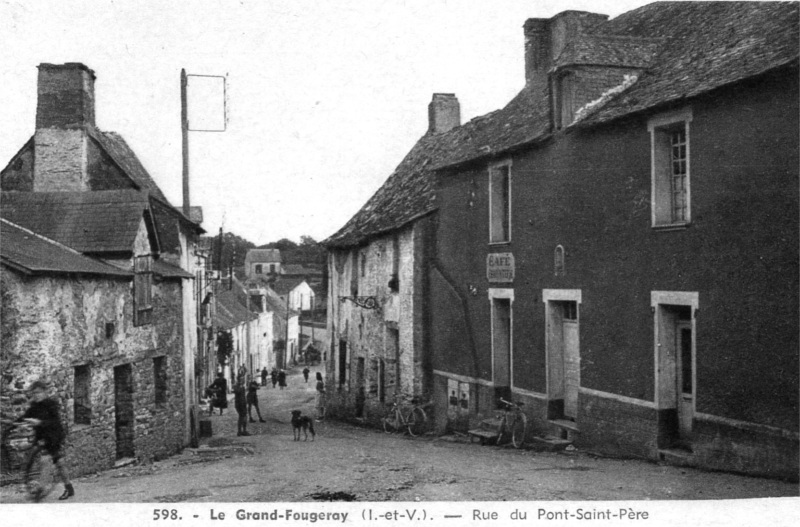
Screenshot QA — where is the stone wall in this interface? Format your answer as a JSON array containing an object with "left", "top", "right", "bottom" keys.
[
  {"left": 326, "top": 223, "right": 430, "bottom": 425},
  {"left": 0, "top": 267, "right": 187, "bottom": 477}
]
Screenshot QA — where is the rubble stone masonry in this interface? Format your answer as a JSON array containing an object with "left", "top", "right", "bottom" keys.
[{"left": 0, "top": 268, "right": 186, "bottom": 477}]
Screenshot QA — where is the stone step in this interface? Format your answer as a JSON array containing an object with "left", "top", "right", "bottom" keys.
[{"left": 532, "top": 435, "right": 573, "bottom": 452}]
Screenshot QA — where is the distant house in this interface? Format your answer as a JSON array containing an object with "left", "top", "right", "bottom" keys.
[
  {"left": 261, "top": 287, "right": 300, "bottom": 368},
  {"left": 0, "top": 63, "right": 203, "bottom": 476},
  {"left": 272, "top": 277, "right": 315, "bottom": 311},
  {"left": 244, "top": 248, "right": 281, "bottom": 278}
]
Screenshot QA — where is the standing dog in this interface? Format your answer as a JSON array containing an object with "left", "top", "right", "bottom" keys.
[{"left": 291, "top": 410, "right": 316, "bottom": 441}]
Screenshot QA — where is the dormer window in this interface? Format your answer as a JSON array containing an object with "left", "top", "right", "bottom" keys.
[{"left": 556, "top": 72, "right": 577, "bottom": 129}]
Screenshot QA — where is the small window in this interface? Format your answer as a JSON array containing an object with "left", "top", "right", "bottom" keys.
[
  {"left": 649, "top": 109, "right": 692, "bottom": 228},
  {"left": 105, "top": 321, "right": 115, "bottom": 339},
  {"left": 74, "top": 365, "right": 91, "bottom": 425},
  {"left": 563, "top": 301, "right": 578, "bottom": 321},
  {"left": 558, "top": 73, "right": 576, "bottom": 128},
  {"left": 154, "top": 356, "right": 167, "bottom": 404},
  {"left": 360, "top": 251, "right": 366, "bottom": 277},
  {"left": 270, "top": 264, "right": 276, "bottom": 274},
  {"left": 134, "top": 255, "right": 153, "bottom": 326},
  {"left": 554, "top": 245, "right": 565, "bottom": 277},
  {"left": 255, "top": 264, "right": 263, "bottom": 274},
  {"left": 489, "top": 163, "right": 511, "bottom": 243}
]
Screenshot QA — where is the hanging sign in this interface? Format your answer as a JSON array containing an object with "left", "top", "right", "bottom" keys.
[{"left": 487, "top": 252, "right": 515, "bottom": 282}]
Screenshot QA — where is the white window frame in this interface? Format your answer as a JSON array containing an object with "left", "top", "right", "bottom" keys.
[
  {"left": 651, "top": 291, "right": 698, "bottom": 410},
  {"left": 648, "top": 108, "right": 693, "bottom": 229},
  {"left": 488, "top": 159, "right": 513, "bottom": 244}
]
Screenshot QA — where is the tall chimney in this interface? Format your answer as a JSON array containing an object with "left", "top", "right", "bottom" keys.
[
  {"left": 33, "top": 63, "right": 96, "bottom": 191},
  {"left": 428, "top": 93, "right": 460, "bottom": 134},
  {"left": 524, "top": 18, "right": 550, "bottom": 87}
]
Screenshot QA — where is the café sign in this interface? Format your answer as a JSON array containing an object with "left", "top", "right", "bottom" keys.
[{"left": 487, "top": 252, "right": 515, "bottom": 283}]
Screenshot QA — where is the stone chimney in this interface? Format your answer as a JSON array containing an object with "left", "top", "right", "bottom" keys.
[
  {"left": 523, "top": 11, "right": 608, "bottom": 88},
  {"left": 428, "top": 93, "right": 460, "bottom": 134},
  {"left": 33, "top": 63, "right": 96, "bottom": 191}
]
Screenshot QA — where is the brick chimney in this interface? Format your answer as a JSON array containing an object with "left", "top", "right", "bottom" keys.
[
  {"left": 523, "top": 11, "right": 608, "bottom": 88},
  {"left": 428, "top": 93, "right": 460, "bottom": 134},
  {"left": 33, "top": 63, "right": 96, "bottom": 191}
]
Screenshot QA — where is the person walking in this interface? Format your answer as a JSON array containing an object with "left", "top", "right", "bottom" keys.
[
  {"left": 302, "top": 366, "right": 310, "bottom": 383},
  {"left": 277, "top": 369, "right": 287, "bottom": 390},
  {"left": 207, "top": 372, "right": 228, "bottom": 415},
  {"left": 20, "top": 380, "right": 74, "bottom": 500},
  {"left": 260, "top": 367, "right": 268, "bottom": 387},
  {"left": 315, "top": 372, "right": 326, "bottom": 422},
  {"left": 271, "top": 368, "right": 278, "bottom": 389},
  {"left": 247, "top": 380, "right": 266, "bottom": 423},
  {"left": 233, "top": 377, "right": 250, "bottom": 436}
]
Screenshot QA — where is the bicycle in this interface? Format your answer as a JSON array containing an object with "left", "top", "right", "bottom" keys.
[
  {"left": 382, "top": 394, "right": 428, "bottom": 437},
  {"left": 1, "top": 418, "right": 57, "bottom": 502},
  {"left": 496, "top": 398, "right": 528, "bottom": 449}
]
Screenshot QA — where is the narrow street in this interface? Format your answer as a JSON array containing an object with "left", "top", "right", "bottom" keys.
[{"left": 1, "top": 368, "right": 796, "bottom": 504}]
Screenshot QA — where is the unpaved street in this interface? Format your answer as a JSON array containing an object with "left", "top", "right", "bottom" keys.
[{"left": 1, "top": 367, "right": 796, "bottom": 503}]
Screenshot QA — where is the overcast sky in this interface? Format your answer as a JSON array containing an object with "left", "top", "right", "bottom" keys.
[{"left": 1, "top": 0, "right": 655, "bottom": 245}]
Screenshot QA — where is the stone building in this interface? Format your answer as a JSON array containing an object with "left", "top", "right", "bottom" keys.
[
  {"left": 0, "top": 63, "right": 203, "bottom": 476},
  {"left": 428, "top": 3, "right": 798, "bottom": 480},
  {"left": 322, "top": 93, "right": 461, "bottom": 422},
  {"left": 244, "top": 248, "right": 281, "bottom": 278}
]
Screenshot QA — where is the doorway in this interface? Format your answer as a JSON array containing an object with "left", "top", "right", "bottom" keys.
[
  {"left": 655, "top": 301, "right": 695, "bottom": 449},
  {"left": 355, "top": 357, "right": 366, "bottom": 417},
  {"left": 114, "top": 364, "right": 135, "bottom": 459},
  {"left": 546, "top": 299, "right": 580, "bottom": 421},
  {"left": 338, "top": 339, "right": 348, "bottom": 386}
]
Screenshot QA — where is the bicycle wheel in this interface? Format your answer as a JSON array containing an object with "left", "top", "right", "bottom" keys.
[
  {"left": 406, "top": 407, "right": 427, "bottom": 437},
  {"left": 24, "top": 448, "right": 56, "bottom": 502},
  {"left": 511, "top": 412, "right": 528, "bottom": 449},
  {"left": 382, "top": 410, "right": 398, "bottom": 433}
]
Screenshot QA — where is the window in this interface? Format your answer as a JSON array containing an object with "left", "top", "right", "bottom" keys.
[
  {"left": 557, "top": 73, "right": 576, "bottom": 128},
  {"left": 554, "top": 245, "right": 565, "bottom": 277},
  {"left": 134, "top": 255, "right": 153, "bottom": 326},
  {"left": 489, "top": 162, "right": 512, "bottom": 243},
  {"left": 270, "top": 264, "right": 275, "bottom": 274},
  {"left": 154, "top": 356, "right": 167, "bottom": 405},
  {"left": 74, "top": 365, "right": 91, "bottom": 425},
  {"left": 105, "top": 321, "right": 115, "bottom": 339},
  {"left": 255, "top": 264, "right": 263, "bottom": 274},
  {"left": 649, "top": 109, "right": 692, "bottom": 228}
]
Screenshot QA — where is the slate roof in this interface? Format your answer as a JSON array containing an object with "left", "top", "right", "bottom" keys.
[
  {"left": 89, "top": 129, "right": 171, "bottom": 204},
  {"left": 436, "top": 1, "right": 798, "bottom": 166},
  {"left": 245, "top": 249, "right": 281, "bottom": 264},
  {"left": 271, "top": 277, "right": 307, "bottom": 296},
  {"left": 1, "top": 190, "right": 156, "bottom": 254},
  {"left": 575, "top": 1, "right": 799, "bottom": 125},
  {"left": 322, "top": 123, "right": 474, "bottom": 248},
  {"left": 153, "top": 259, "right": 194, "bottom": 279},
  {"left": 0, "top": 219, "right": 132, "bottom": 277},
  {"left": 214, "top": 289, "right": 258, "bottom": 330}
]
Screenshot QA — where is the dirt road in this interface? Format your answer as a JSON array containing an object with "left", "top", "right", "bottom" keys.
[{"left": 1, "top": 367, "right": 796, "bottom": 503}]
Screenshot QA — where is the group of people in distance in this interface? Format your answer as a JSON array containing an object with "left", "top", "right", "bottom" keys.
[{"left": 205, "top": 365, "right": 326, "bottom": 437}]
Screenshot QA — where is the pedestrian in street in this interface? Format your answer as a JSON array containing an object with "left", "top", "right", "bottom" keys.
[
  {"left": 19, "top": 380, "right": 74, "bottom": 500},
  {"left": 261, "top": 367, "right": 268, "bottom": 387},
  {"left": 302, "top": 366, "right": 310, "bottom": 383},
  {"left": 237, "top": 364, "right": 247, "bottom": 382},
  {"left": 271, "top": 368, "right": 278, "bottom": 388},
  {"left": 247, "top": 380, "right": 266, "bottom": 423},
  {"left": 315, "top": 372, "right": 326, "bottom": 422},
  {"left": 208, "top": 372, "right": 228, "bottom": 415},
  {"left": 234, "top": 377, "right": 250, "bottom": 436},
  {"left": 278, "top": 369, "right": 287, "bottom": 390}
]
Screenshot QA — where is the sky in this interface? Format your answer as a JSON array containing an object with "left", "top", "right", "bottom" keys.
[{"left": 0, "top": 0, "right": 656, "bottom": 245}]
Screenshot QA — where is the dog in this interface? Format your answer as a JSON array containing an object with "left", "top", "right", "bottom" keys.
[{"left": 291, "top": 410, "right": 316, "bottom": 441}]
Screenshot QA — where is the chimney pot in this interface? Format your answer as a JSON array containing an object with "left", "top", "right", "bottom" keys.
[{"left": 428, "top": 93, "right": 461, "bottom": 134}]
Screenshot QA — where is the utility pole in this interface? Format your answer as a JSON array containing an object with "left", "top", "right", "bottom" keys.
[{"left": 181, "top": 69, "right": 190, "bottom": 216}]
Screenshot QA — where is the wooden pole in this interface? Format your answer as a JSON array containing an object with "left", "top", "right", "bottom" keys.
[{"left": 181, "top": 69, "right": 190, "bottom": 216}]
